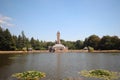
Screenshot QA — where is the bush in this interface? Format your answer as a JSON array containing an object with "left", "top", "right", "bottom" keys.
[
  {"left": 22, "top": 47, "right": 27, "bottom": 51},
  {"left": 88, "top": 46, "right": 94, "bottom": 52}
]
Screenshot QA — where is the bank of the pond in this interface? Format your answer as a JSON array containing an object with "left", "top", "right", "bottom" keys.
[
  {"left": 0, "top": 50, "right": 120, "bottom": 54},
  {"left": 68, "top": 50, "right": 120, "bottom": 53},
  {"left": 93, "top": 50, "right": 120, "bottom": 53},
  {"left": 0, "top": 50, "right": 49, "bottom": 54}
]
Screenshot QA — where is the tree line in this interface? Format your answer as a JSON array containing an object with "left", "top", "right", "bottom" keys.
[{"left": 0, "top": 27, "right": 120, "bottom": 51}]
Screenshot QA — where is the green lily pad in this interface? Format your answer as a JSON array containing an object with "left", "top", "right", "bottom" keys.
[
  {"left": 12, "top": 70, "right": 46, "bottom": 80},
  {"left": 79, "top": 69, "right": 120, "bottom": 80}
]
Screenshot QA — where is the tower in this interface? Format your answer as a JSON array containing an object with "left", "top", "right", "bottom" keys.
[
  {"left": 49, "top": 31, "right": 68, "bottom": 52},
  {"left": 57, "top": 31, "right": 60, "bottom": 44}
]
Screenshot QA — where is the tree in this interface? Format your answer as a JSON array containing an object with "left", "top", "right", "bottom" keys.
[
  {"left": 21, "top": 31, "right": 27, "bottom": 48},
  {"left": 16, "top": 31, "right": 29, "bottom": 50},
  {"left": 25, "top": 38, "right": 31, "bottom": 50},
  {"left": 30, "top": 38, "right": 42, "bottom": 50},
  {"left": 111, "top": 36, "right": 120, "bottom": 50},
  {"left": 60, "top": 39, "right": 66, "bottom": 46},
  {"left": 83, "top": 38, "right": 88, "bottom": 47},
  {"left": 34, "top": 39, "right": 41, "bottom": 50},
  {"left": 39, "top": 41, "right": 48, "bottom": 50},
  {"left": 3, "top": 29, "right": 16, "bottom": 50},
  {"left": 100, "top": 36, "right": 120, "bottom": 50},
  {"left": 118, "top": 39, "right": 120, "bottom": 50},
  {"left": 87, "top": 35, "right": 100, "bottom": 50},
  {"left": 1, "top": 26, "right": 120, "bottom": 51},
  {"left": 75, "top": 40, "right": 83, "bottom": 49},
  {"left": 65, "top": 41, "right": 76, "bottom": 50},
  {"left": 0, "top": 27, "right": 5, "bottom": 50},
  {"left": 17, "top": 35, "right": 23, "bottom": 50},
  {"left": 30, "top": 37, "right": 36, "bottom": 49},
  {"left": 12, "top": 35, "right": 18, "bottom": 50},
  {"left": 99, "top": 36, "right": 112, "bottom": 50}
]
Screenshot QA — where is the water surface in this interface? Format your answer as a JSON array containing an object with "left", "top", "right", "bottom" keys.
[{"left": 0, "top": 52, "right": 120, "bottom": 80}]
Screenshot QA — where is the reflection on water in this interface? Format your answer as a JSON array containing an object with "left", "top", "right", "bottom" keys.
[
  {"left": 0, "top": 54, "right": 18, "bottom": 67},
  {"left": 56, "top": 54, "right": 61, "bottom": 80},
  {"left": 0, "top": 53, "right": 120, "bottom": 80}
]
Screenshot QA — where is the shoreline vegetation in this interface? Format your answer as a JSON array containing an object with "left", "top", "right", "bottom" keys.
[
  {"left": 0, "top": 50, "right": 120, "bottom": 54},
  {"left": 0, "top": 27, "right": 120, "bottom": 52},
  {"left": 80, "top": 69, "right": 120, "bottom": 80}
]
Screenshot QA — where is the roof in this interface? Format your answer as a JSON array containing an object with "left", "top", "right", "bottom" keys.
[{"left": 53, "top": 44, "right": 65, "bottom": 48}]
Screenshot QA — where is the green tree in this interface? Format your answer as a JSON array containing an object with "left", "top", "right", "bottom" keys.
[
  {"left": 39, "top": 41, "right": 47, "bottom": 50},
  {"left": 99, "top": 36, "right": 112, "bottom": 50},
  {"left": 12, "top": 35, "right": 18, "bottom": 50},
  {"left": 65, "top": 41, "right": 75, "bottom": 50},
  {"left": 118, "top": 39, "right": 120, "bottom": 50},
  {"left": 17, "top": 35, "right": 23, "bottom": 50},
  {"left": 3, "top": 29, "right": 16, "bottom": 50},
  {"left": 0, "top": 27, "right": 5, "bottom": 50},
  {"left": 30, "top": 37, "right": 36, "bottom": 49},
  {"left": 21, "top": 31, "right": 27, "bottom": 48},
  {"left": 100, "top": 36, "right": 120, "bottom": 50},
  {"left": 83, "top": 38, "right": 88, "bottom": 48},
  {"left": 30, "top": 38, "right": 43, "bottom": 50},
  {"left": 25, "top": 38, "right": 31, "bottom": 50},
  {"left": 34, "top": 39, "right": 41, "bottom": 50},
  {"left": 16, "top": 31, "right": 29, "bottom": 50},
  {"left": 60, "top": 39, "right": 66, "bottom": 46},
  {"left": 87, "top": 35, "right": 100, "bottom": 50},
  {"left": 111, "top": 36, "right": 120, "bottom": 50},
  {"left": 75, "top": 40, "right": 83, "bottom": 49}
]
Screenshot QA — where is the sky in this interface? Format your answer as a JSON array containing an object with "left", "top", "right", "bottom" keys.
[{"left": 0, "top": 0, "right": 120, "bottom": 41}]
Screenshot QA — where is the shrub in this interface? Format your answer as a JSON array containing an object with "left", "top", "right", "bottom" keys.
[{"left": 88, "top": 46, "right": 94, "bottom": 52}]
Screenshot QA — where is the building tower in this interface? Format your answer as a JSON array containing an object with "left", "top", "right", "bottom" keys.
[
  {"left": 48, "top": 31, "right": 68, "bottom": 52},
  {"left": 57, "top": 31, "right": 61, "bottom": 44}
]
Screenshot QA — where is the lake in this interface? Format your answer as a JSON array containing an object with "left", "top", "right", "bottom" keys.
[{"left": 0, "top": 52, "right": 120, "bottom": 80}]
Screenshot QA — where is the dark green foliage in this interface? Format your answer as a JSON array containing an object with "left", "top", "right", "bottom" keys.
[
  {"left": 99, "top": 36, "right": 112, "bottom": 50},
  {"left": 75, "top": 40, "right": 84, "bottom": 49},
  {"left": 63, "top": 41, "right": 76, "bottom": 50},
  {"left": 30, "top": 37, "right": 36, "bottom": 49},
  {"left": 30, "top": 38, "right": 45, "bottom": 50},
  {"left": 12, "top": 35, "right": 18, "bottom": 50},
  {"left": 33, "top": 40, "right": 41, "bottom": 50},
  {"left": 83, "top": 35, "right": 120, "bottom": 50},
  {"left": 16, "top": 35, "right": 23, "bottom": 50},
  {"left": 0, "top": 26, "right": 120, "bottom": 51},
  {"left": 111, "top": 36, "right": 120, "bottom": 50},
  {"left": 0, "top": 27, "right": 5, "bottom": 50},
  {"left": 86, "top": 35, "right": 100, "bottom": 50},
  {"left": 0, "top": 27, "right": 16, "bottom": 50},
  {"left": 83, "top": 38, "right": 88, "bottom": 47},
  {"left": 30, "top": 38, "right": 53, "bottom": 50},
  {"left": 99, "top": 36, "right": 120, "bottom": 50},
  {"left": 61, "top": 39, "right": 83, "bottom": 50},
  {"left": 16, "top": 31, "right": 31, "bottom": 50}
]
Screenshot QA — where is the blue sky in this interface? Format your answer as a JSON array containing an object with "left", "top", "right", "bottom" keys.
[{"left": 0, "top": 0, "right": 120, "bottom": 41}]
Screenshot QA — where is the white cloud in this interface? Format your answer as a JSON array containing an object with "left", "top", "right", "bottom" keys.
[{"left": 0, "top": 14, "right": 15, "bottom": 27}]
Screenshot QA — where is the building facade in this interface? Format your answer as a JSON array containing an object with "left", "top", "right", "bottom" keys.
[{"left": 49, "top": 31, "right": 68, "bottom": 52}]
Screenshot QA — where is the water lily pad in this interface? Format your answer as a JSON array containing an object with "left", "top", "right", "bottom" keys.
[
  {"left": 79, "top": 69, "right": 120, "bottom": 80},
  {"left": 12, "top": 70, "right": 46, "bottom": 80}
]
